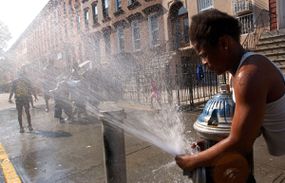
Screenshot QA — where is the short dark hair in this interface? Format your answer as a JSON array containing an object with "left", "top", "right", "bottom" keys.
[{"left": 189, "top": 9, "right": 241, "bottom": 48}]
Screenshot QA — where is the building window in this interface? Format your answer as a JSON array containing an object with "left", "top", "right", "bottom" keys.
[
  {"left": 117, "top": 25, "right": 124, "bottom": 52},
  {"left": 104, "top": 31, "right": 111, "bottom": 54},
  {"left": 74, "top": 0, "right": 80, "bottom": 9},
  {"left": 92, "top": 3, "right": 98, "bottom": 24},
  {"left": 76, "top": 12, "right": 81, "bottom": 31},
  {"left": 84, "top": 9, "right": 89, "bottom": 28},
  {"left": 148, "top": 14, "right": 159, "bottom": 47},
  {"left": 69, "top": 0, "right": 74, "bottom": 28},
  {"left": 102, "top": 0, "right": 109, "bottom": 18},
  {"left": 115, "top": 0, "right": 122, "bottom": 11},
  {"left": 55, "top": 9, "right": 59, "bottom": 24},
  {"left": 197, "top": 0, "right": 213, "bottom": 12},
  {"left": 68, "top": 0, "right": 73, "bottom": 14},
  {"left": 94, "top": 37, "right": 101, "bottom": 62},
  {"left": 128, "top": 0, "right": 136, "bottom": 5},
  {"left": 63, "top": 1, "right": 67, "bottom": 16},
  {"left": 127, "top": 0, "right": 140, "bottom": 10},
  {"left": 131, "top": 20, "right": 141, "bottom": 51},
  {"left": 183, "top": 16, "right": 189, "bottom": 43},
  {"left": 63, "top": 1, "right": 68, "bottom": 38},
  {"left": 172, "top": 6, "right": 189, "bottom": 48}
]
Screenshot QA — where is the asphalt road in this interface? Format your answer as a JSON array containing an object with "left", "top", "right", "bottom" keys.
[
  {"left": 0, "top": 104, "right": 190, "bottom": 183},
  {"left": 0, "top": 102, "right": 284, "bottom": 183}
]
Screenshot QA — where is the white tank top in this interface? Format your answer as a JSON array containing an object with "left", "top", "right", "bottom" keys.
[{"left": 233, "top": 52, "right": 285, "bottom": 156}]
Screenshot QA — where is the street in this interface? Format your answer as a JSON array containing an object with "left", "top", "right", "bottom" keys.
[
  {"left": 0, "top": 0, "right": 285, "bottom": 182},
  {"left": 0, "top": 94, "right": 284, "bottom": 183},
  {"left": 0, "top": 106, "right": 105, "bottom": 182},
  {"left": 0, "top": 95, "right": 189, "bottom": 183}
]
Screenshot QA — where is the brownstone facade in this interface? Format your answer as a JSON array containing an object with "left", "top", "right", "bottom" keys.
[
  {"left": 8, "top": 0, "right": 85, "bottom": 73},
  {"left": 269, "top": 0, "right": 277, "bottom": 30},
  {"left": 8, "top": 0, "right": 276, "bottom": 72},
  {"left": 8, "top": 0, "right": 274, "bottom": 79},
  {"left": 9, "top": 0, "right": 284, "bottom": 106},
  {"left": 81, "top": 0, "right": 167, "bottom": 66}
]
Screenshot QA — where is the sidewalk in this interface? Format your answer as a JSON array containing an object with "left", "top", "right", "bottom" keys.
[
  {"left": 0, "top": 93, "right": 284, "bottom": 182},
  {"left": 97, "top": 101, "right": 285, "bottom": 183},
  {"left": 0, "top": 93, "right": 46, "bottom": 111}
]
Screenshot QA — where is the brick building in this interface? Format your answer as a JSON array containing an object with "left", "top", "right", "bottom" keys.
[
  {"left": 269, "top": 0, "right": 285, "bottom": 30},
  {"left": 8, "top": 0, "right": 275, "bottom": 69},
  {"left": 7, "top": 0, "right": 284, "bottom": 105}
]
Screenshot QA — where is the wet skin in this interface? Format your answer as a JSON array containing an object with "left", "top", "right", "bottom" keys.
[{"left": 175, "top": 35, "right": 285, "bottom": 173}]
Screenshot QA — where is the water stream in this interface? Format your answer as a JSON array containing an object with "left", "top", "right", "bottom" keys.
[{"left": 97, "top": 101, "right": 193, "bottom": 156}]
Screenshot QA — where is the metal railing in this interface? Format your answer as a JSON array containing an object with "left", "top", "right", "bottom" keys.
[
  {"left": 241, "top": 10, "right": 271, "bottom": 50},
  {"left": 121, "top": 63, "right": 218, "bottom": 108},
  {"left": 119, "top": 41, "right": 219, "bottom": 108},
  {"left": 85, "top": 40, "right": 219, "bottom": 110},
  {"left": 174, "top": 61, "right": 218, "bottom": 108},
  {"left": 233, "top": 0, "right": 253, "bottom": 15},
  {"left": 238, "top": 13, "right": 254, "bottom": 34}
]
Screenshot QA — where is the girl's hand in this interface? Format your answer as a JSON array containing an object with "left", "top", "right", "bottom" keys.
[
  {"left": 175, "top": 154, "right": 195, "bottom": 171},
  {"left": 175, "top": 140, "right": 206, "bottom": 171}
]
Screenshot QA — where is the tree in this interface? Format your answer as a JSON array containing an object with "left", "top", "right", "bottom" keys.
[
  {"left": 0, "top": 20, "right": 11, "bottom": 87},
  {"left": 0, "top": 20, "right": 11, "bottom": 56}
]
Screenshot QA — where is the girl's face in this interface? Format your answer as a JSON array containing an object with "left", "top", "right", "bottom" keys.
[{"left": 194, "top": 38, "right": 231, "bottom": 75}]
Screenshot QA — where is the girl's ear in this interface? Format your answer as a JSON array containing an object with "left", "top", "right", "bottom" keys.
[{"left": 219, "top": 35, "right": 230, "bottom": 51}]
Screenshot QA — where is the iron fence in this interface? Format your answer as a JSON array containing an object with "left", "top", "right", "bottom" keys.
[{"left": 121, "top": 59, "right": 219, "bottom": 109}]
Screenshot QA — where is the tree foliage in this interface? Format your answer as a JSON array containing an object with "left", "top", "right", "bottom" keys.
[
  {"left": 0, "top": 20, "right": 12, "bottom": 86},
  {"left": 0, "top": 20, "right": 11, "bottom": 55}
]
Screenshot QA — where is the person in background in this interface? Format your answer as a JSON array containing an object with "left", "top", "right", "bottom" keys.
[
  {"left": 29, "top": 86, "right": 37, "bottom": 108},
  {"left": 42, "top": 60, "right": 57, "bottom": 112},
  {"left": 175, "top": 9, "right": 285, "bottom": 183},
  {"left": 70, "top": 75, "right": 88, "bottom": 120},
  {"left": 150, "top": 79, "right": 162, "bottom": 108},
  {"left": 8, "top": 70, "right": 38, "bottom": 133},
  {"left": 49, "top": 78, "right": 73, "bottom": 123}
]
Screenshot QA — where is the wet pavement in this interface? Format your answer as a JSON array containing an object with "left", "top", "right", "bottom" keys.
[
  {"left": 0, "top": 93, "right": 284, "bottom": 183},
  {"left": 0, "top": 170, "right": 3, "bottom": 183},
  {"left": 0, "top": 107, "right": 104, "bottom": 183},
  {"left": 0, "top": 94, "right": 189, "bottom": 183}
]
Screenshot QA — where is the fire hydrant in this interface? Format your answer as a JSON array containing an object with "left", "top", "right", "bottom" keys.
[{"left": 192, "top": 84, "right": 253, "bottom": 183}]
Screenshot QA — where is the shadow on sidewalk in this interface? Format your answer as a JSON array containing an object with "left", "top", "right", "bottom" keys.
[{"left": 28, "top": 130, "right": 72, "bottom": 138}]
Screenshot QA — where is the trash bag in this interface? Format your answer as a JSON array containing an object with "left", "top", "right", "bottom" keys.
[{"left": 196, "top": 64, "right": 204, "bottom": 81}]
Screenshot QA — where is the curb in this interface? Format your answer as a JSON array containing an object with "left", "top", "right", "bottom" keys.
[{"left": 0, "top": 144, "right": 22, "bottom": 183}]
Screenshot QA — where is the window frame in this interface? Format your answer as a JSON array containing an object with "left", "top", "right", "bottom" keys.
[
  {"left": 94, "top": 37, "right": 101, "bottom": 62},
  {"left": 104, "top": 31, "right": 111, "bottom": 54},
  {"left": 84, "top": 8, "right": 89, "bottom": 28},
  {"left": 116, "top": 25, "right": 125, "bottom": 53},
  {"left": 131, "top": 19, "right": 141, "bottom": 51},
  {"left": 148, "top": 14, "right": 160, "bottom": 47},
  {"left": 115, "top": 0, "right": 122, "bottom": 11},
  {"left": 92, "top": 2, "right": 98, "bottom": 24},
  {"left": 128, "top": 0, "right": 136, "bottom": 6},
  {"left": 102, "top": 0, "right": 109, "bottom": 18}
]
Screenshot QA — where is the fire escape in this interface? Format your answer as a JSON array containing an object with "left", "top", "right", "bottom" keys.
[{"left": 235, "top": 0, "right": 285, "bottom": 73}]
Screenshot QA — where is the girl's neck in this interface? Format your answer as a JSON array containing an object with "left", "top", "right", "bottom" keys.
[{"left": 229, "top": 48, "right": 247, "bottom": 75}]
